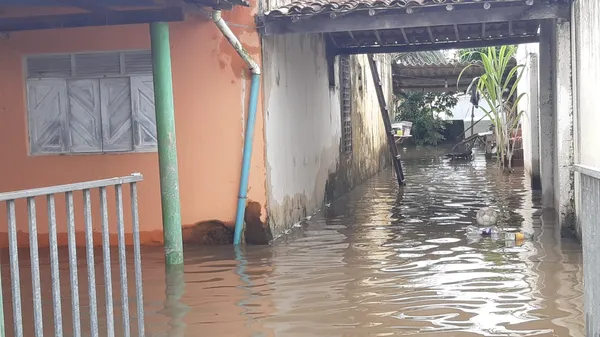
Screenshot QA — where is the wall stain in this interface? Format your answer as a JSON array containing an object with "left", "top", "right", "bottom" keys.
[
  {"left": 182, "top": 220, "right": 234, "bottom": 245},
  {"left": 216, "top": 26, "right": 261, "bottom": 80},
  {"left": 267, "top": 53, "right": 393, "bottom": 239},
  {"left": 181, "top": 200, "right": 272, "bottom": 246},
  {"left": 244, "top": 200, "right": 273, "bottom": 244},
  {"left": 219, "top": 58, "right": 228, "bottom": 70}
]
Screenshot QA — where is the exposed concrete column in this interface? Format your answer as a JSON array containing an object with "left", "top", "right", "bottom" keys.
[
  {"left": 528, "top": 51, "right": 541, "bottom": 189},
  {"left": 553, "top": 19, "right": 575, "bottom": 228},
  {"left": 538, "top": 21, "right": 555, "bottom": 209}
]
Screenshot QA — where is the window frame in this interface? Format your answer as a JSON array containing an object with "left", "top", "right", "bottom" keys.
[{"left": 23, "top": 50, "right": 158, "bottom": 156}]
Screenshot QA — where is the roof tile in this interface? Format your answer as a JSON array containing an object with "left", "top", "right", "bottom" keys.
[{"left": 264, "top": 0, "right": 568, "bottom": 18}]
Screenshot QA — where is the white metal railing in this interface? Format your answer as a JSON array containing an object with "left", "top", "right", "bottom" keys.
[
  {"left": 0, "top": 173, "right": 145, "bottom": 337},
  {"left": 574, "top": 164, "right": 600, "bottom": 180}
]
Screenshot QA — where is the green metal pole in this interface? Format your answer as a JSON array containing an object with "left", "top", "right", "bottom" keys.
[{"left": 150, "top": 22, "right": 183, "bottom": 265}]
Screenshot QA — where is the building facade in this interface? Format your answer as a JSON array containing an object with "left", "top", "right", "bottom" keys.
[{"left": 0, "top": 3, "right": 393, "bottom": 246}]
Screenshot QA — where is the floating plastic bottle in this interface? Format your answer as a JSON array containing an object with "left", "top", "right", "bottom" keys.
[
  {"left": 504, "top": 231, "right": 534, "bottom": 241},
  {"left": 466, "top": 226, "right": 533, "bottom": 242}
]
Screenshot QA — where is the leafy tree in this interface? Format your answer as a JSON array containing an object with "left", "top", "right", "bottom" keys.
[{"left": 395, "top": 91, "right": 458, "bottom": 146}]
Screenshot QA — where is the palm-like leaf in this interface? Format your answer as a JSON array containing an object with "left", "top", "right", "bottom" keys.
[{"left": 458, "top": 45, "right": 526, "bottom": 169}]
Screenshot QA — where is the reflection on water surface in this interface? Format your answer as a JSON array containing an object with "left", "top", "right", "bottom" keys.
[{"left": 10, "top": 149, "right": 586, "bottom": 337}]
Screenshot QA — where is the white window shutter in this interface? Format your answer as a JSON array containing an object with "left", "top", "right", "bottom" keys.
[
  {"left": 75, "top": 53, "right": 121, "bottom": 78},
  {"left": 27, "top": 55, "right": 72, "bottom": 79},
  {"left": 130, "top": 76, "right": 157, "bottom": 150},
  {"left": 67, "top": 79, "right": 103, "bottom": 153},
  {"left": 27, "top": 79, "right": 70, "bottom": 154},
  {"left": 100, "top": 78, "right": 134, "bottom": 152},
  {"left": 123, "top": 51, "right": 153, "bottom": 75}
]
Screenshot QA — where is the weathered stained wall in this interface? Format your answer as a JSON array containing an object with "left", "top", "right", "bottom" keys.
[
  {"left": 571, "top": 0, "right": 600, "bottom": 335},
  {"left": 553, "top": 19, "right": 574, "bottom": 230},
  {"left": 0, "top": 7, "right": 268, "bottom": 247},
  {"left": 261, "top": 33, "right": 392, "bottom": 237},
  {"left": 330, "top": 53, "right": 393, "bottom": 200},
  {"left": 538, "top": 21, "right": 556, "bottom": 210},
  {"left": 572, "top": 3, "right": 600, "bottom": 170},
  {"left": 526, "top": 20, "right": 574, "bottom": 227},
  {"left": 325, "top": 55, "right": 394, "bottom": 202}
]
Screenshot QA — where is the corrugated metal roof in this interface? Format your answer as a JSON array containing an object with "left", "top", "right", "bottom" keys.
[
  {"left": 264, "top": 0, "right": 570, "bottom": 18},
  {"left": 394, "top": 51, "right": 449, "bottom": 67},
  {"left": 392, "top": 52, "right": 518, "bottom": 92}
]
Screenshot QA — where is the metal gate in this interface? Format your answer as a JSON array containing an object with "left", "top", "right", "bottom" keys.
[{"left": 0, "top": 174, "right": 146, "bottom": 337}]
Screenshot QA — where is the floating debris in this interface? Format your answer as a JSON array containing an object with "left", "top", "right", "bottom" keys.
[{"left": 476, "top": 207, "right": 499, "bottom": 226}]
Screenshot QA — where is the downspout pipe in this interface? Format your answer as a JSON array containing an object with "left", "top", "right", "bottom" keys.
[{"left": 212, "top": 10, "right": 261, "bottom": 245}]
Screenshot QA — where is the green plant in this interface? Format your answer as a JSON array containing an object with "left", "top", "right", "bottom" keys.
[
  {"left": 458, "top": 46, "right": 513, "bottom": 62},
  {"left": 459, "top": 46, "right": 525, "bottom": 170},
  {"left": 395, "top": 91, "right": 458, "bottom": 146}
]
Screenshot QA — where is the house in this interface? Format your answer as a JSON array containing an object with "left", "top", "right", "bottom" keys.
[{"left": 0, "top": 1, "right": 394, "bottom": 251}]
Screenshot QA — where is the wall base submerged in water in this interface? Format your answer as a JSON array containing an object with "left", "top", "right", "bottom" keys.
[{"left": 262, "top": 33, "right": 394, "bottom": 239}]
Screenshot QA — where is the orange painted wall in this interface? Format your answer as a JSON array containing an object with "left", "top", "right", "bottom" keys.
[{"left": 0, "top": 6, "right": 267, "bottom": 247}]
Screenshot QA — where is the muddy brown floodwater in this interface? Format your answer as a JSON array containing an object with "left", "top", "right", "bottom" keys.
[{"left": 2, "top": 148, "right": 585, "bottom": 337}]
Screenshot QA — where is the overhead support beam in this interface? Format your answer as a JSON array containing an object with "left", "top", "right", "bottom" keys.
[
  {"left": 328, "top": 33, "right": 339, "bottom": 47},
  {"left": 336, "top": 35, "right": 539, "bottom": 55},
  {"left": 400, "top": 27, "right": 410, "bottom": 44},
  {"left": 260, "top": 3, "right": 569, "bottom": 36},
  {"left": 427, "top": 26, "right": 435, "bottom": 43},
  {"left": 373, "top": 30, "right": 383, "bottom": 45},
  {"left": 347, "top": 30, "right": 357, "bottom": 44},
  {"left": 453, "top": 24, "right": 460, "bottom": 41},
  {"left": 0, "top": 7, "right": 185, "bottom": 32},
  {"left": 53, "top": 0, "right": 113, "bottom": 13},
  {"left": 394, "top": 78, "right": 483, "bottom": 86},
  {"left": 482, "top": 22, "right": 487, "bottom": 39},
  {"left": 396, "top": 86, "right": 471, "bottom": 93}
]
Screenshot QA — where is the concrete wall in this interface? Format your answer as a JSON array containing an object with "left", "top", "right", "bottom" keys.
[
  {"left": 524, "top": 21, "right": 574, "bottom": 226},
  {"left": 517, "top": 43, "right": 541, "bottom": 188},
  {"left": 553, "top": 19, "right": 574, "bottom": 229},
  {"left": 572, "top": 2, "right": 600, "bottom": 170},
  {"left": 262, "top": 33, "right": 392, "bottom": 238},
  {"left": 0, "top": 6, "right": 268, "bottom": 247},
  {"left": 448, "top": 94, "right": 493, "bottom": 135},
  {"left": 571, "top": 0, "right": 600, "bottom": 335}
]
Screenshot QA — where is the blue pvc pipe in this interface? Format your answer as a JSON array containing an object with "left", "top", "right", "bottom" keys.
[{"left": 233, "top": 73, "right": 261, "bottom": 245}]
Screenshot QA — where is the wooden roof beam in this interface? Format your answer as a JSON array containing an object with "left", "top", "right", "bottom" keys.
[
  {"left": 427, "top": 26, "right": 435, "bottom": 43},
  {"left": 52, "top": 0, "right": 114, "bottom": 13},
  {"left": 453, "top": 24, "right": 460, "bottom": 41},
  {"left": 348, "top": 30, "right": 357, "bottom": 44},
  {"left": 0, "top": 7, "right": 185, "bottom": 32},
  {"left": 328, "top": 33, "right": 339, "bottom": 48},
  {"left": 482, "top": 22, "right": 487, "bottom": 39},
  {"left": 401, "top": 27, "right": 410, "bottom": 45},
  {"left": 373, "top": 30, "right": 384, "bottom": 45},
  {"left": 261, "top": 3, "right": 568, "bottom": 36}
]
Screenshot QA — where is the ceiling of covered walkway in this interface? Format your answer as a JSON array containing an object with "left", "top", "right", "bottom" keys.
[
  {"left": 259, "top": 0, "right": 572, "bottom": 55},
  {"left": 392, "top": 51, "right": 518, "bottom": 92},
  {"left": 0, "top": 0, "right": 247, "bottom": 32}
]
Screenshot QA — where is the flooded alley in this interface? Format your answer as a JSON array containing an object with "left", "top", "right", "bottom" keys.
[
  {"left": 136, "top": 149, "right": 584, "bottom": 337},
  {"left": 2, "top": 149, "right": 585, "bottom": 337}
]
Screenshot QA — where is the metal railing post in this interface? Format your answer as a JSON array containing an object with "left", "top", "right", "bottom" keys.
[{"left": 0, "top": 173, "right": 146, "bottom": 337}]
